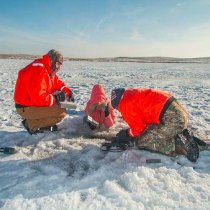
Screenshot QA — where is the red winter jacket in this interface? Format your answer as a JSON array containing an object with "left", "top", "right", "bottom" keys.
[
  {"left": 118, "top": 88, "right": 173, "bottom": 137},
  {"left": 14, "top": 54, "right": 71, "bottom": 107},
  {"left": 84, "top": 84, "right": 115, "bottom": 128}
]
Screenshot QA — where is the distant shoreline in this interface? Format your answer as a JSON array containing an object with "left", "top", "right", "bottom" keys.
[{"left": 0, "top": 54, "right": 210, "bottom": 63}]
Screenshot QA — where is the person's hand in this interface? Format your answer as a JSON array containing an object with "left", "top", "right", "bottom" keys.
[
  {"left": 69, "top": 91, "right": 75, "bottom": 102},
  {"left": 65, "top": 91, "right": 75, "bottom": 102},
  {"left": 114, "top": 129, "right": 135, "bottom": 146},
  {"left": 104, "top": 104, "right": 109, "bottom": 117},
  {"left": 54, "top": 91, "right": 65, "bottom": 103},
  {"left": 116, "top": 129, "right": 129, "bottom": 139}
]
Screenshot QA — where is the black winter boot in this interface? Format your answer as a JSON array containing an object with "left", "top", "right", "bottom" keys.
[
  {"left": 22, "top": 119, "right": 37, "bottom": 135},
  {"left": 175, "top": 129, "right": 199, "bottom": 162}
]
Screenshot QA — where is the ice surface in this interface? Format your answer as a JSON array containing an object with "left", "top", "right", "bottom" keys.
[{"left": 0, "top": 59, "right": 210, "bottom": 209}]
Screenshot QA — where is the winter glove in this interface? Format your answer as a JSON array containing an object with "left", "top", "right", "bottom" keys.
[
  {"left": 69, "top": 91, "right": 75, "bottom": 102},
  {"left": 104, "top": 104, "right": 109, "bottom": 117},
  {"left": 110, "top": 129, "right": 135, "bottom": 147},
  {"left": 116, "top": 129, "right": 135, "bottom": 143},
  {"left": 54, "top": 91, "right": 65, "bottom": 103},
  {"left": 116, "top": 129, "right": 129, "bottom": 139}
]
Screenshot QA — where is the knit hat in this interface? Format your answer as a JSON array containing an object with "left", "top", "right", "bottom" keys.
[
  {"left": 48, "top": 49, "right": 63, "bottom": 72},
  {"left": 111, "top": 88, "right": 125, "bottom": 109}
]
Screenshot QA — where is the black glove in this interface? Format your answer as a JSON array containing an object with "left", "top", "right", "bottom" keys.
[
  {"left": 54, "top": 91, "right": 65, "bottom": 103},
  {"left": 69, "top": 91, "right": 75, "bottom": 102},
  {"left": 116, "top": 129, "right": 129, "bottom": 139},
  {"left": 116, "top": 129, "right": 135, "bottom": 141},
  {"left": 104, "top": 104, "right": 109, "bottom": 117},
  {"left": 111, "top": 129, "right": 135, "bottom": 147}
]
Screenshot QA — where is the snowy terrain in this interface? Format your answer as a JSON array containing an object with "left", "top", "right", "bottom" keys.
[{"left": 0, "top": 59, "right": 210, "bottom": 210}]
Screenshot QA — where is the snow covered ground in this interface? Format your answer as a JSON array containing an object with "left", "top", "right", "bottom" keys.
[{"left": 0, "top": 59, "right": 210, "bottom": 210}]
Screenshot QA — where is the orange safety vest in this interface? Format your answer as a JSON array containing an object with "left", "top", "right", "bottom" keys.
[
  {"left": 118, "top": 88, "right": 173, "bottom": 137},
  {"left": 14, "top": 54, "right": 71, "bottom": 107}
]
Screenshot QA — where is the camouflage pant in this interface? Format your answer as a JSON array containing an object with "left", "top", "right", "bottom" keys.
[{"left": 136, "top": 101, "right": 188, "bottom": 156}]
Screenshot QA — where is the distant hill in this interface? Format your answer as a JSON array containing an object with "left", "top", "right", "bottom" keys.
[
  {"left": 0, "top": 54, "right": 210, "bottom": 63},
  {"left": 0, "top": 54, "right": 39, "bottom": 60}
]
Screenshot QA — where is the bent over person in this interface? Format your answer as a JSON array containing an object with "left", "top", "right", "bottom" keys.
[
  {"left": 14, "top": 49, "right": 74, "bottom": 134},
  {"left": 84, "top": 84, "right": 115, "bottom": 130},
  {"left": 108, "top": 87, "right": 202, "bottom": 162}
]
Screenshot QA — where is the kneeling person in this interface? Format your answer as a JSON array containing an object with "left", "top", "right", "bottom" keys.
[
  {"left": 110, "top": 87, "right": 201, "bottom": 162},
  {"left": 14, "top": 49, "right": 74, "bottom": 134}
]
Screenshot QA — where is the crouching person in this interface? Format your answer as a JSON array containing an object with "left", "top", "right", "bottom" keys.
[
  {"left": 84, "top": 84, "right": 115, "bottom": 131},
  {"left": 109, "top": 87, "right": 202, "bottom": 162},
  {"left": 14, "top": 49, "right": 74, "bottom": 134}
]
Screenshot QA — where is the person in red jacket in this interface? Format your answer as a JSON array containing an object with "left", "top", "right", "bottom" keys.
[
  {"left": 109, "top": 88, "right": 201, "bottom": 162},
  {"left": 14, "top": 49, "right": 74, "bottom": 134},
  {"left": 84, "top": 84, "right": 115, "bottom": 130}
]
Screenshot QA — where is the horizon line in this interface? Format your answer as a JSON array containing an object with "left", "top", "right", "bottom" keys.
[{"left": 0, "top": 53, "right": 210, "bottom": 60}]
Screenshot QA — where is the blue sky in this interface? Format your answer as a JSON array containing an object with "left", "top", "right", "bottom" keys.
[{"left": 1, "top": 0, "right": 210, "bottom": 58}]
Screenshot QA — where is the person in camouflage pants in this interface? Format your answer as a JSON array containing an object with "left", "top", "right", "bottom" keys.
[
  {"left": 110, "top": 87, "right": 200, "bottom": 161},
  {"left": 135, "top": 100, "right": 188, "bottom": 157}
]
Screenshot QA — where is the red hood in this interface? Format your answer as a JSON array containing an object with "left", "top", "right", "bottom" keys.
[
  {"left": 85, "top": 84, "right": 110, "bottom": 113},
  {"left": 89, "top": 84, "right": 108, "bottom": 104},
  {"left": 84, "top": 84, "right": 115, "bottom": 128},
  {"left": 42, "top": 54, "right": 52, "bottom": 75}
]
